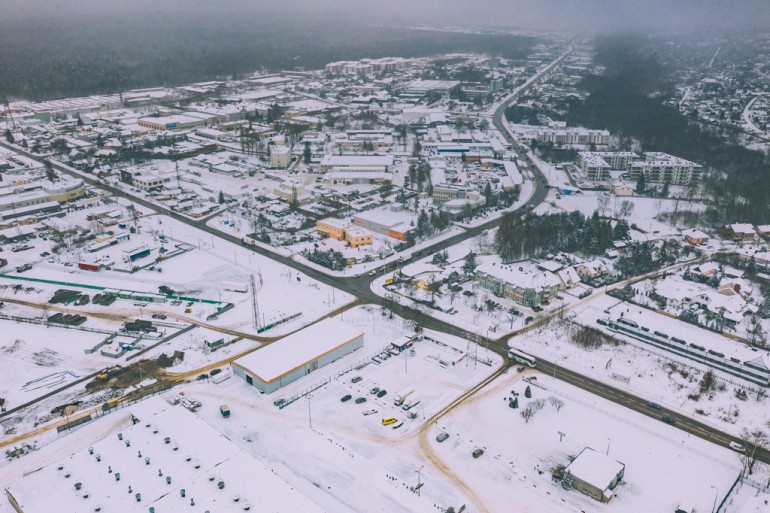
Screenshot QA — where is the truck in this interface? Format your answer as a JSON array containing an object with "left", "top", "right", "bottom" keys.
[
  {"left": 211, "top": 371, "right": 230, "bottom": 384},
  {"left": 219, "top": 404, "right": 230, "bottom": 418},
  {"left": 393, "top": 388, "right": 414, "bottom": 407},
  {"left": 401, "top": 395, "right": 421, "bottom": 411},
  {"left": 78, "top": 262, "right": 101, "bottom": 272}
]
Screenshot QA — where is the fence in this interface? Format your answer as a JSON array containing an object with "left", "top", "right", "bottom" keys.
[{"left": 716, "top": 474, "right": 743, "bottom": 513}]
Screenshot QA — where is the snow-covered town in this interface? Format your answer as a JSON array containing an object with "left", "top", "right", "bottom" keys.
[{"left": 1, "top": 3, "right": 770, "bottom": 513}]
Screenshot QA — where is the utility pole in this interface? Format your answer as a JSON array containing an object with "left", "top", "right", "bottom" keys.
[
  {"left": 250, "top": 274, "right": 261, "bottom": 330},
  {"left": 415, "top": 465, "right": 424, "bottom": 497}
]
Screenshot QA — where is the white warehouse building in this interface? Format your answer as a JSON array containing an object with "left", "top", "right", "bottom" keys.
[{"left": 232, "top": 318, "right": 364, "bottom": 394}]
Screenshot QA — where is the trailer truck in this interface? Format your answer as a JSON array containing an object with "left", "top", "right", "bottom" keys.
[{"left": 401, "top": 395, "right": 421, "bottom": 411}]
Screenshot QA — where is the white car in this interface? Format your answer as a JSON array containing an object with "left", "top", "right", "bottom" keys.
[
  {"left": 362, "top": 409, "right": 378, "bottom": 416},
  {"left": 729, "top": 441, "right": 746, "bottom": 453}
]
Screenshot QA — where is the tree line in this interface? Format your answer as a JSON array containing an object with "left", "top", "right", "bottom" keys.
[
  {"left": 495, "top": 210, "right": 629, "bottom": 262},
  {"left": 0, "top": 9, "right": 534, "bottom": 101},
  {"left": 566, "top": 36, "right": 770, "bottom": 225}
]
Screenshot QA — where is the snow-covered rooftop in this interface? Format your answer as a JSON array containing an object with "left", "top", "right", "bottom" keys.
[
  {"left": 233, "top": 318, "right": 363, "bottom": 383},
  {"left": 566, "top": 447, "right": 624, "bottom": 490},
  {"left": 6, "top": 399, "right": 325, "bottom": 513}
]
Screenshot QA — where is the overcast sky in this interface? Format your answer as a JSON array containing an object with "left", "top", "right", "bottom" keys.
[{"left": 1, "top": 0, "right": 768, "bottom": 33}]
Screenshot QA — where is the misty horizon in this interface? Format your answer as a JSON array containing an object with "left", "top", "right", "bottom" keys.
[{"left": 1, "top": 0, "right": 769, "bottom": 34}]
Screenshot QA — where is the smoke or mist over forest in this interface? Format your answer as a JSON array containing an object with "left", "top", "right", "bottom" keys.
[{"left": 0, "top": 0, "right": 766, "bottom": 100}]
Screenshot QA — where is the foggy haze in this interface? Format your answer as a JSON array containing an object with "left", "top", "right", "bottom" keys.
[{"left": 1, "top": 0, "right": 769, "bottom": 33}]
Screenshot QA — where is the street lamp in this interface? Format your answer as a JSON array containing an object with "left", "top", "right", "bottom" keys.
[
  {"left": 307, "top": 395, "right": 313, "bottom": 430},
  {"left": 415, "top": 465, "right": 424, "bottom": 497},
  {"left": 710, "top": 485, "right": 718, "bottom": 513},
  {"left": 606, "top": 437, "right": 611, "bottom": 456}
]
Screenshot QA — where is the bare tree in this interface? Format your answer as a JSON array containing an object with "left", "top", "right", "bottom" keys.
[
  {"left": 520, "top": 406, "right": 534, "bottom": 423},
  {"left": 619, "top": 200, "right": 634, "bottom": 219},
  {"left": 548, "top": 397, "right": 565, "bottom": 411},
  {"left": 740, "top": 428, "right": 769, "bottom": 475},
  {"left": 746, "top": 316, "right": 766, "bottom": 348},
  {"left": 597, "top": 192, "right": 610, "bottom": 216}
]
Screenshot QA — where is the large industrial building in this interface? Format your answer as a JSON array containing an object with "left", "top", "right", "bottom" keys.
[
  {"left": 4, "top": 398, "right": 325, "bottom": 513},
  {"left": 232, "top": 318, "right": 364, "bottom": 394}
]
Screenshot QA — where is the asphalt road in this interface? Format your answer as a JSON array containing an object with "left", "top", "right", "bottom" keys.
[{"left": 532, "top": 358, "right": 768, "bottom": 464}]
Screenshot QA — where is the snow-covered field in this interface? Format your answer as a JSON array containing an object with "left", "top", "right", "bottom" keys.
[
  {"left": 432, "top": 371, "right": 742, "bottom": 513},
  {"left": 513, "top": 294, "right": 770, "bottom": 439}
]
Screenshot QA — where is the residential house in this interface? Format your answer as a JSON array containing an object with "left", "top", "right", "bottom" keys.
[
  {"left": 474, "top": 260, "right": 563, "bottom": 308},
  {"left": 575, "top": 260, "right": 608, "bottom": 281},
  {"left": 681, "top": 228, "right": 709, "bottom": 246},
  {"left": 719, "top": 223, "right": 756, "bottom": 242}
]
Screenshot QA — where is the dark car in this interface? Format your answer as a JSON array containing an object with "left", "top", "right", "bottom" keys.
[
  {"left": 354, "top": 397, "right": 367, "bottom": 404},
  {"left": 661, "top": 415, "right": 676, "bottom": 426},
  {"left": 377, "top": 389, "right": 387, "bottom": 398},
  {"left": 210, "top": 369, "right": 222, "bottom": 376},
  {"left": 351, "top": 376, "right": 363, "bottom": 383},
  {"left": 341, "top": 394, "right": 352, "bottom": 403},
  {"left": 647, "top": 402, "right": 661, "bottom": 410}
]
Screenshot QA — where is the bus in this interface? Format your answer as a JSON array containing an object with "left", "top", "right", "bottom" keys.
[{"left": 508, "top": 348, "right": 537, "bottom": 368}]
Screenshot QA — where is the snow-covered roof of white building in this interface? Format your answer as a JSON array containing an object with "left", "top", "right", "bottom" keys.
[
  {"left": 6, "top": 399, "right": 325, "bottom": 513},
  {"left": 566, "top": 447, "right": 624, "bottom": 491},
  {"left": 233, "top": 318, "right": 363, "bottom": 383},
  {"left": 728, "top": 223, "right": 756, "bottom": 235}
]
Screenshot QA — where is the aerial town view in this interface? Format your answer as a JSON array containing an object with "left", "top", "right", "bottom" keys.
[{"left": 0, "top": 1, "right": 769, "bottom": 512}]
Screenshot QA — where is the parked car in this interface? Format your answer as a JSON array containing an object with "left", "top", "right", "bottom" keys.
[
  {"left": 436, "top": 432, "right": 450, "bottom": 443},
  {"left": 661, "top": 415, "right": 676, "bottom": 426},
  {"left": 370, "top": 387, "right": 380, "bottom": 395},
  {"left": 382, "top": 417, "right": 397, "bottom": 426},
  {"left": 351, "top": 376, "right": 362, "bottom": 383},
  {"left": 210, "top": 368, "right": 222, "bottom": 376},
  {"left": 472, "top": 448, "right": 484, "bottom": 458},
  {"left": 340, "top": 394, "right": 352, "bottom": 403},
  {"left": 355, "top": 397, "right": 367, "bottom": 404},
  {"left": 377, "top": 389, "right": 387, "bottom": 398},
  {"left": 362, "top": 409, "right": 378, "bottom": 416}
]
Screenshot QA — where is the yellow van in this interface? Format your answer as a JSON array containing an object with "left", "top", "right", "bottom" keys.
[{"left": 381, "top": 417, "right": 397, "bottom": 426}]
